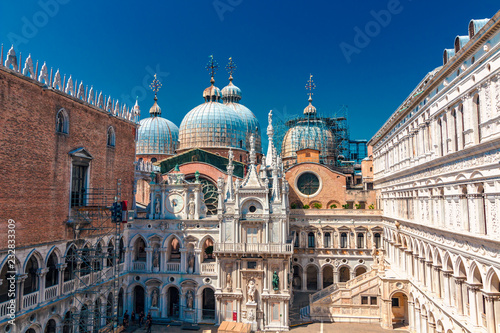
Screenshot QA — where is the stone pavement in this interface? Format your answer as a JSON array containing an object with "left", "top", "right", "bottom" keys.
[{"left": 126, "top": 322, "right": 409, "bottom": 332}]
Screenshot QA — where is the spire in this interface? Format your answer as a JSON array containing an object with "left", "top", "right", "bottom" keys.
[
  {"left": 304, "top": 74, "right": 317, "bottom": 115},
  {"left": 149, "top": 74, "right": 162, "bottom": 116},
  {"left": 266, "top": 110, "right": 274, "bottom": 167},
  {"left": 249, "top": 133, "right": 256, "bottom": 165},
  {"left": 226, "top": 148, "right": 235, "bottom": 201}
]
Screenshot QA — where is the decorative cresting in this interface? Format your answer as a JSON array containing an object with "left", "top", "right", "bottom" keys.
[
  {"left": 179, "top": 55, "right": 246, "bottom": 151},
  {"left": 136, "top": 74, "right": 179, "bottom": 155},
  {"left": 221, "top": 57, "right": 262, "bottom": 152},
  {"left": 0, "top": 44, "right": 137, "bottom": 123}
]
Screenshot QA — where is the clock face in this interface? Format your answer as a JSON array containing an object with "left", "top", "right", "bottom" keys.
[{"left": 165, "top": 193, "right": 185, "bottom": 214}]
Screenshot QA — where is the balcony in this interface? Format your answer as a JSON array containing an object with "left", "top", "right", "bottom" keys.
[
  {"left": 201, "top": 262, "right": 217, "bottom": 275},
  {"left": 44, "top": 285, "right": 58, "bottom": 301},
  {"left": 63, "top": 280, "right": 75, "bottom": 293},
  {"left": 23, "top": 292, "right": 38, "bottom": 309},
  {"left": 214, "top": 243, "right": 293, "bottom": 255},
  {"left": 165, "top": 262, "right": 180, "bottom": 272},
  {"left": 132, "top": 261, "right": 146, "bottom": 271}
]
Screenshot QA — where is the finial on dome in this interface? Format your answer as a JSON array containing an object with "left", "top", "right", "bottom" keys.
[
  {"left": 150, "top": 73, "right": 162, "bottom": 100},
  {"left": 149, "top": 74, "right": 162, "bottom": 116},
  {"left": 226, "top": 57, "right": 237, "bottom": 82},
  {"left": 304, "top": 74, "right": 317, "bottom": 115},
  {"left": 305, "top": 74, "right": 316, "bottom": 102},
  {"left": 206, "top": 55, "right": 219, "bottom": 85}
]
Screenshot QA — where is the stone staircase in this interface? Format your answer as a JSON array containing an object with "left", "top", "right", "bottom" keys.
[{"left": 305, "top": 269, "right": 381, "bottom": 323}]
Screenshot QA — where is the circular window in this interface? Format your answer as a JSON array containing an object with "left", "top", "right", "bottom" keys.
[
  {"left": 296, "top": 172, "right": 320, "bottom": 196},
  {"left": 135, "top": 276, "right": 140, "bottom": 281},
  {"left": 293, "top": 258, "right": 298, "bottom": 262},
  {"left": 249, "top": 205, "right": 256, "bottom": 213},
  {"left": 170, "top": 277, "right": 175, "bottom": 282}
]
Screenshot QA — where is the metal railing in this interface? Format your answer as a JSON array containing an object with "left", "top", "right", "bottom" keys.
[{"left": 214, "top": 243, "right": 293, "bottom": 254}]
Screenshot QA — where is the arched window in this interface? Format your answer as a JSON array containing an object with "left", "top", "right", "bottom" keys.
[
  {"left": 324, "top": 232, "right": 331, "bottom": 248},
  {"left": 340, "top": 233, "right": 348, "bottom": 248},
  {"left": 56, "top": 109, "right": 69, "bottom": 134},
  {"left": 93, "top": 243, "right": 103, "bottom": 271},
  {"left": 357, "top": 233, "right": 364, "bottom": 249},
  {"left": 64, "top": 246, "right": 77, "bottom": 282},
  {"left": 46, "top": 252, "right": 58, "bottom": 288},
  {"left": 293, "top": 231, "right": 299, "bottom": 248},
  {"left": 134, "top": 238, "right": 147, "bottom": 262},
  {"left": 107, "top": 240, "right": 114, "bottom": 267},
  {"left": 374, "top": 233, "right": 381, "bottom": 249},
  {"left": 119, "top": 238, "right": 125, "bottom": 263},
  {"left": 308, "top": 232, "right": 315, "bottom": 248},
  {"left": 24, "top": 256, "right": 39, "bottom": 295},
  {"left": 107, "top": 127, "right": 115, "bottom": 147},
  {"left": 151, "top": 157, "right": 157, "bottom": 163},
  {"left": 477, "top": 184, "right": 487, "bottom": 235},
  {"left": 81, "top": 246, "right": 91, "bottom": 276},
  {"left": 168, "top": 238, "right": 181, "bottom": 262}
]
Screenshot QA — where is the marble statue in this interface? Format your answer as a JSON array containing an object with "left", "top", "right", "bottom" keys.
[
  {"left": 272, "top": 271, "right": 279, "bottom": 291},
  {"left": 188, "top": 197, "right": 196, "bottom": 219},
  {"left": 155, "top": 199, "right": 160, "bottom": 215},
  {"left": 226, "top": 272, "right": 232, "bottom": 291},
  {"left": 152, "top": 248, "right": 159, "bottom": 268},
  {"left": 247, "top": 279, "right": 256, "bottom": 303},
  {"left": 151, "top": 289, "right": 158, "bottom": 307},
  {"left": 187, "top": 291, "right": 193, "bottom": 309},
  {"left": 188, "top": 253, "right": 195, "bottom": 273}
]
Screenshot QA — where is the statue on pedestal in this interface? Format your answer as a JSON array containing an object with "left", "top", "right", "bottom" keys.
[
  {"left": 247, "top": 279, "right": 256, "bottom": 303},
  {"left": 155, "top": 199, "right": 160, "bottom": 215},
  {"left": 152, "top": 248, "right": 159, "bottom": 268},
  {"left": 151, "top": 289, "right": 158, "bottom": 307},
  {"left": 188, "top": 197, "right": 196, "bottom": 219},
  {"left": 226, "top": 272, "right": 232, "bottom": 291},
  {"left": 272, "top": 271, "right": 279, "bottom": 291},
  {"left": 188, "top": 253, "right": 195, "bottom": 273},
  {"left": 186, "top": 291, "right": 194, "bottom": 309}
]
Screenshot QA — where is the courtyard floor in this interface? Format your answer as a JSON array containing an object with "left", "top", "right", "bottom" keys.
[{"left": 126, "top": 322, "right": 409, "bottom": 332}]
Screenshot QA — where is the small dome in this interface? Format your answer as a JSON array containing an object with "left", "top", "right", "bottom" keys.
[
  {"left": 149, "top": 98, "right": 161, "bottom": 115},
  {"left": 303, "top": 97, "right": 317, "bottom": 115},
  {"left": 137, "top": 116, "right": 179, "bottom": 155},
  {"left": 221, "top": 79, "right": 242, "bottom": 102},
  {"left": 203, "top": 78, "right": 222, "bottom": 101},
  {"left": 282, "top": 119, "right": 334, "bottom": 159}
]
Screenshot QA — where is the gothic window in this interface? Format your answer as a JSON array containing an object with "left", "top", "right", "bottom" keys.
[
  {"left": 64, "top": 246, "right": 77, "bottom": 282},
  {"left": 169, "top": 238, "right": 181, "bottom": 261},
  {"left": 107, "top": 240, "right": 114, "bottom": 267},
  {"left": 308, "top": 232, "right": 315, "bottom": 248},
  {"left": 107, "top": 127, "right": 115, "bottom": 147},
  {"left": 70, "top": 149, "right": 92, "bottom": 207},
  {"left": 46, "top": 252, "right": 58, "bottom": 288},
  {"left": 24, "top": 255, "right": 39, "bottom": 295},
  {"left": 340, "top": 232, "right": 348, "bottom": 248},
  {"left": 293, "top": 231, "right": 299, "bottom": 247},
  {"left": 56, "top": 109, "right": 69, "bottom": 134},
  {"left": 134, "top": 238, "right": 147, "bottom": 262}
]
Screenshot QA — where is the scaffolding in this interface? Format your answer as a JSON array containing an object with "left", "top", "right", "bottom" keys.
[
  {"left": 63, "top": 180, "right": 123, "bottom": 333},
  {"left": 273, "top": 105, "right": 350, "bottom": 167}
]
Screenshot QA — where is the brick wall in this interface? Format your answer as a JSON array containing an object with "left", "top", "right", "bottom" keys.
[{"left": 0, "top": 68, "right": 136, "bottom": 249}]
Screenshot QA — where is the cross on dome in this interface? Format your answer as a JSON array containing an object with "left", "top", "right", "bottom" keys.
[
  {"left": 226, "top": 57, "right": 237, "bottom": 81},
  {"left": 206, "top": 55, "right": 219, "bottom": 84},
  {"left": 149, "top": 73, "right": 162, "bottom": 99},
  {"left": 305, "top": 74, "right": 316, "bottom": 101}
]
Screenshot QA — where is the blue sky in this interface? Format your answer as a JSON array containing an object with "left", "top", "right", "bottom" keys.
[{"left": 1, "top": 1, "right": 499, "bottom": 147}]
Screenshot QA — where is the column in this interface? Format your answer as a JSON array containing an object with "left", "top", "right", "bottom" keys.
[
  {"left": 302, "top": 268, "right": 307, "bottom": 291},
  {"left": 408, "top": 301, "right": 415, "bottom": 333},
  {"left": 468, "top": 284, "right": 480, "bottom": 326},
  {"left": 236, "top": 260, "right": 241, "bottom": 291},
  {"left": 432, "top": 266, "right": 441, "bottom": 298},
  {"left": 16, "top": 274, "right": 27, "bottom": 311},
  {"left": 263, "top": 259, "right": 269, "bottom": 293},
  {"left": 426, "top": 262, "right": 433, "bottom": 292},
  {"left": 443, "top": 272, "right": 452, "bottom": 307},
  {"left": 415, "top": 308, "right": 421, "bottom": 333},
  {"left": 455, "top": 277, "right": 465, "bottom": 315},
  {"left": 447, "top": 108, "right": 455, "bottom": 153},
  {"left": 145, "top": 248, "right": 153, "bottom": 271},
  {"left": 421, "top": 313, "right": 428, "bottom": 333},
  {"left": 38, "top": 268, "right": 48, "bottom": 303},
  {"left": 57, "top": 264, "right": 66, "bottom": 296},
  {"left": 180, "top": 249, "right": 187, "bottom": 273},
  {"left": 484, "top": 295, "right": 498, "bottom": 333}
]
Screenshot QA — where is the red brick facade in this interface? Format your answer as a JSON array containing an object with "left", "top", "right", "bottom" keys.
[{"left": 0, "top": 68, "right": 136, "bottom": 248}]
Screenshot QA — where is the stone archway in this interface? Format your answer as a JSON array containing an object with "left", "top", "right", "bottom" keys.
[
  {"left": 339, "top": 266, "right": 350, "bottom": 282},
  {"left": 167, "top": 286, "right": 180, "bottom": 318},
  {"left": 355, "top": 266, "right": 367, "bottom": 277},
  {"left": 133, "top": 285, "right": 145, "bottom": 314},
  {"left": 202, "top": 288, "right": 216, "bottom": 320},
  {"left": 391, "top": 292, "right": 409, "bottom": 328},
  {"left": 322, "top": 266, "right": 334, "bottom": 288}
]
